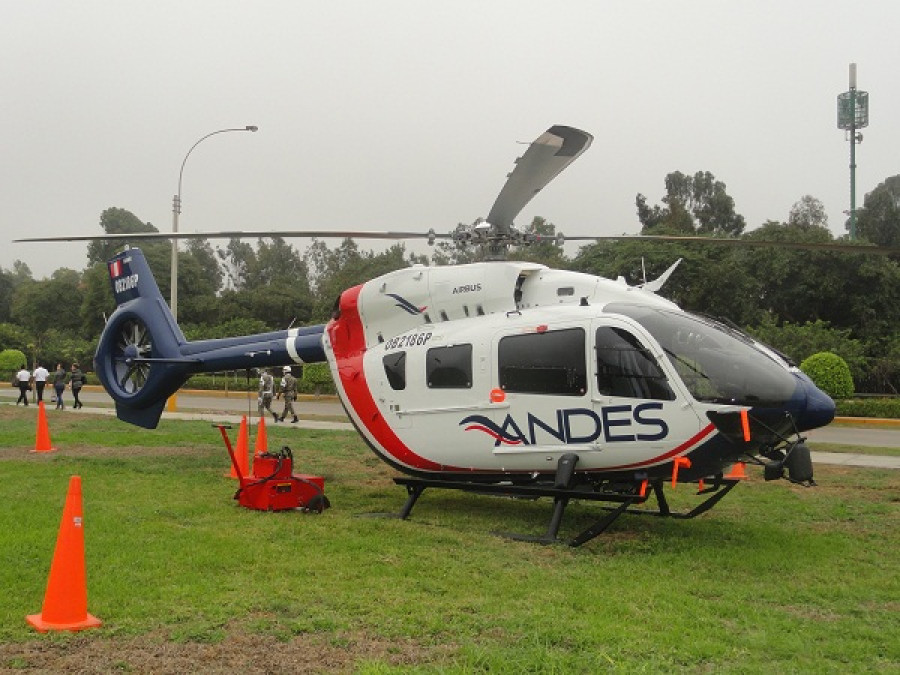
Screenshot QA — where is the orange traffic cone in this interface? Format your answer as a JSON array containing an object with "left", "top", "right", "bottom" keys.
[
  {"left": 254, "top": 415, "right": 269, "bottom": 457},
  {"left": 26, "top": 476, "right": 102, "bottom": 632},
  {"left": 32, "top": 401, "right": 56, "bottom": 453},
  {"left": 726, "top": 462, "right": 748, "bottom": 479},
  {"left": 225, "top": 416, "right": 250, "bottom": 479}
]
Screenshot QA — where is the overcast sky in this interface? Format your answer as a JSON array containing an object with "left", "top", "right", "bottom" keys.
[{"left": 4, "top": 1, "right": 898, "bottom": 278}]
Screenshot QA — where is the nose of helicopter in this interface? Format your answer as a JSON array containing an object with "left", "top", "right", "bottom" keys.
[{"left": 792, "top": 372, "right": 836, "bottom": 432}]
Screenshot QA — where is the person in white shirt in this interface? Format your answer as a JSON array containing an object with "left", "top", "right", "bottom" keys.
[
  {"left": 15, "top": 365, "right": 31, "bottom": 406},
  {"left": 32, "top": 362, "right": 49, "bottom": 403}
]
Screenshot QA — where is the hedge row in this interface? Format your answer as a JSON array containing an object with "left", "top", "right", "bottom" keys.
[
  {"left": 183, "top": 363, "right": 336, "bottom": 396},
  {"left": 834, "top": 398, "right": 900, "bottom": 419}
]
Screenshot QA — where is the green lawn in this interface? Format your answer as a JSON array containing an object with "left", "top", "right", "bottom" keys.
[{"left": 1, "top": 407, "right": 898, "bottom": 672}]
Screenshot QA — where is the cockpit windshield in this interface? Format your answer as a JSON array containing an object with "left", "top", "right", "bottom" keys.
[{"left": 605, "top": 304, "right": 798, "bottom": 406}]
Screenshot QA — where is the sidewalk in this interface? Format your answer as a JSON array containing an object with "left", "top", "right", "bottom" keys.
[
  {"left": 54, "top": 403, "right": 356, "bottom": 433},
  {"left": 809, "top": 451, "right": 900, "bottom": 470}
]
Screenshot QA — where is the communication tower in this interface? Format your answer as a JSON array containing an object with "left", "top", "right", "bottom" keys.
[{"left": 837, "top": 63, "right": 869, "bottom": 239}]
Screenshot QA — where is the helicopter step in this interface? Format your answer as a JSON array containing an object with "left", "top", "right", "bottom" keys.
[{"left": 391, "top": 454, "right": 742, "bottom": 547}]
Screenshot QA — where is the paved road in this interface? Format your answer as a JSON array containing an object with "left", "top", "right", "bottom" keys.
[{"left": 805, "top": 424, "right": 900, "bottom": 449}]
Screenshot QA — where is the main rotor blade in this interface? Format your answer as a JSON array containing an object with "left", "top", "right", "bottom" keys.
[
  {"left": 14, "top": 230, "right": 453, "bottom": 243},
  {"left": 486, "top": 125, "right": 593, "bottom": 234},
  {"left": 561, "top": 234, "right": 900, "bottom": 255}
]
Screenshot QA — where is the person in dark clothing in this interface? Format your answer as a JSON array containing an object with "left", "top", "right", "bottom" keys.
[
  {"left": 53, "top": 363, "right": 67, "bottom": 410},
  {"left": 70, "top": 363, "right": 85, "bottom": 409}
]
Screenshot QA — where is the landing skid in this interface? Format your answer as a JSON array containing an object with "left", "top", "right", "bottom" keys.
[{"left": 391, "top": 458, "right": 740, "bottom": 547}]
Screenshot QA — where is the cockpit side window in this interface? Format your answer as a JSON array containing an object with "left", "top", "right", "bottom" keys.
[
  {"left": 383, "top": 351, "right": 407, "bottom": 390},
  {"left": 595, "top": 327, "right": 675, "bottom": 400},
  {"left": 426, "top": 344, "right": 473, "bottom": 388},
  {"left": 604, "top": 303, "right": 797, "bottom": 406},
  {"left": 498, "top": 328, "right": 586, "bottom": 396}
]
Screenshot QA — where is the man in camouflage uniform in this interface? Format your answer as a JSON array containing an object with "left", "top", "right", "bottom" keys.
[
  {"left": 258, "top": 368, "right": 277, "bottom": 423},
  {"left": 278, "top": 365, "right": 299, "bottom": 423}
]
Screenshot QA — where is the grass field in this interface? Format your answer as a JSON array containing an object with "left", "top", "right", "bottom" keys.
[{"left": 1, "top": 406, "right": 898, "bottom": 673}]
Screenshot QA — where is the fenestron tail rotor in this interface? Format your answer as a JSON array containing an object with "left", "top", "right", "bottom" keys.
[{"left": 113, "top": 317, "right": 152, "bottom": 395}]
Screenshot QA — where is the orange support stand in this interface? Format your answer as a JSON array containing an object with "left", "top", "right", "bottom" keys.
[
  {"left": 740, "top": 408, "right": 752, "bottom": 442},
  {"left": 671, "top": 456, "right": 692, "bottom": 488},
  {"left": 26, "top": 476, "right": 102, "bottom": 632},
  {"left": 638, "top": 479, "right": 649, "bottom": 498}
]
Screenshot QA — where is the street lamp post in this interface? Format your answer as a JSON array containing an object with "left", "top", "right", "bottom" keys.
[{"left": 171, "top": 125, "right": 258, "bottom": 322}]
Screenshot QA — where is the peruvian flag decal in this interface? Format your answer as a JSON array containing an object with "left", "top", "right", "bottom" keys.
[{"left": 109, "top": 259, "right": 123, "bottom": 278}]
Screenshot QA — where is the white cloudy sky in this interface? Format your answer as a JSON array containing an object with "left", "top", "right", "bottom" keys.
[{"left": 3, "top": 1, "right": 898, "bottom": 278}]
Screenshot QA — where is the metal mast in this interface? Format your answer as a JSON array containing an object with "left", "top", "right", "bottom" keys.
[{"left": 837, "top": 63, "right": 869, "bottom": 240}]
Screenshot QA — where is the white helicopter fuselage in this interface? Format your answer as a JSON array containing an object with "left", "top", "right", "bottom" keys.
[{"left": 324, "top": 261, "right": 784, "bottom": 480}]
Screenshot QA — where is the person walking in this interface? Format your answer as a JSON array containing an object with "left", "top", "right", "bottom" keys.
[
  {"left": 53, "top": 363, "right": 67, "bottom": 409},
  {"left": 32, "top": 362, "right": 49, "bottom": 403},
  {"left": 277, "top": 365, "right": 299, "bottom": 423},
  {"left": 14, "top": 364, "right": 31, "bottom": 406},
  {"left": 258, "top": 368, "right": 277, "bottom": 423},
  {"left": 70, "top": 363, "right": 86, "bottom": 409}
]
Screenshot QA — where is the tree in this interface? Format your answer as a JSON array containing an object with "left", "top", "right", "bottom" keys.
[
  {"left": 11, "top": 261, "right": 32, "bottom": 286},
  {"left": 740, "top": 220, "right": 841, "bottom": 324},
  {"left": 747, "top": 316, "right": 866, "bottom": 381},
  {"left": 11, "top": 269, "right": 84, "bottom": 336},
  {"left": 0, "top": 323, "right": 28, "bottom": 353},
  {"left": 184, "top": 239, "right": 223, "bottom": 291},
  {"left": 305, "top": 239, "right": 416, "bottom": 321},
  {"left": 572, "top": 238, "right": 762, "bottom": 326},
  {"left": 788, "top": 195, "right": 829, "bottom": 230},
  {"left": 217, "top": 238, "right": 256, "bottom": 290},
  {"left": 0, "top": 268, "right": 13, "bottom": 322},
  {"left": 510, "top": 217, "right": 569, "bottom": 268},
  {"left": 87, "top": 207, "right": 165, "bottom": 265},
  {"left": 79, "top": 263, "right": 117, "bottom": 338},
  {"left": 9, "top": 269, "right": 86, "bottom": 366},
  {"left": 209, "top": 237, "right": 313, "bottom": 330},
  {"left": 854, "top": 175, "right": 900, "bottom": 248},
  {"left": 636, "top": 170, "right": 745, "bottom": 236}
]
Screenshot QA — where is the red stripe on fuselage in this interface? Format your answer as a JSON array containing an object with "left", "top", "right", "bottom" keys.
[{"left": 327, "top": 284, "right": 457, "bottom": 472}]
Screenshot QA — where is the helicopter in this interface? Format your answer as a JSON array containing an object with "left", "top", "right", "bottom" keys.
[{"left": 18, "top": 125, "right": 841, "bottom": 546}]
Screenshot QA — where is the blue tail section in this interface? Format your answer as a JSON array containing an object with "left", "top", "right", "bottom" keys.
[{"left": 94, "top": 247, "right": 326, "bottom": 428}]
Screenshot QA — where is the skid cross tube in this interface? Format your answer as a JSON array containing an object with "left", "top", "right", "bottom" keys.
[{"left": 391, "top": 475, "right": 741, "bottom": 547}]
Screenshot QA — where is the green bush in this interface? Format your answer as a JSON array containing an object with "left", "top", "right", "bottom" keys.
[
  {"left": 301, "top": 362, "right": 334, "bottom": 395},
  {"left": 800, "top": 352, "right": 854, "bottom": 399},
  {"left": 178, "top": 368, "right": 336, "bottom": 396},
  {"left": 0, "top": 348, "right": 28, "bottom": 381}
]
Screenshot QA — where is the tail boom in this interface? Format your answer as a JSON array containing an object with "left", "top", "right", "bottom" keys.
[{"left": 94, "top": 248, "right": 326, "bottom": 428}]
